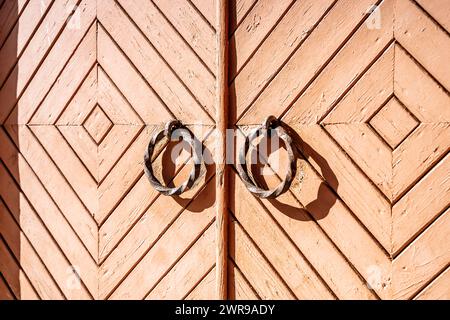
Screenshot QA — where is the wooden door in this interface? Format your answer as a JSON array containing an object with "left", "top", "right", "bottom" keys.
[
  {"left": 229, "top": 0, "right": 449, "bottom": 300},
  {"left": 0, "top": 0, "right": 449, "bottom": 300}
]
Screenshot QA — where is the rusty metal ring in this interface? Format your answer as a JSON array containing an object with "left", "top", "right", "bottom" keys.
[
  {"left": 144, "top": 120, "right": 203, "bottom": 196},
  {"left": 236, "top": 116, "right": 296, "bottom": 199}
]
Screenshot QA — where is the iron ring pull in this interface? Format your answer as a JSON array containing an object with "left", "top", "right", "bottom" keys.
[
  {"left": 236, "top": 116, "right": 297, "bottom": 199},
  {"left": 144, "top": 120, "right": 203, "bottom": 196}
]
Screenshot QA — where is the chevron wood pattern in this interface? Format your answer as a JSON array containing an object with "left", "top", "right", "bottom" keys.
[
  {"left": 0, "top": 0, "right": 449, "bottom": 301},
  {"left": 0, "top": 0, "right": 217, "bottom": 300},
  {"left": 230, "top": 0, "right": 449, "bottom": 300}
]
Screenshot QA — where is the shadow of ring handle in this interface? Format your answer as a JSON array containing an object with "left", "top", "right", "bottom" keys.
[
  {"left": 144, "top": 120, "right": 203, "bottom": 196},
  {"left": 236, "top": 116, "right": 297, "bottom": 199}
]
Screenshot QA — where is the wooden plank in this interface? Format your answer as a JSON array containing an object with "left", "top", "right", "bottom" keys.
[
  {"left": 191, "top": 0, "right": 216, "bottom": 28},
  {"left": 415, "top": 0, "right": 450, "bottom": 33},
  {"left": 146, "top": 224, "right": 215, "bottom": 299},
  {"left": 0, "top": 0, "right": 52, "bottom": 87},
  {"left": 230, "top": 0, "right": 294, "bottom": 77},
  {"left": 59, "top": 126, "right": 98, "bottom": 180},
  {"left": 0, "top": 127, "right": 97, "bottom": 298},
  {"left": 292, "top": 125, "right": 392, "bottom": 251},
  {"left": 56, "top": 66, "right": 98, "bottom": 126},
  {"left": 231, "top": 172, "right": 335, "bottom": 299},
  {"left": 415, "top": 267, "right": 450, "bottom": 300},
  {"left": 0, "top": 0, "right": 27, "bottom": 47},
  {"left": 392, "top": 123, "right": 450, "bottom": 200},
  {"left": 229, "top": 217, "right": 295, "bottom": 299},
  {"left": 30, "top": 125, "right": 99, "bottom": 220},
  {"left": 323, "top": 45, "right": 394, "bottom": 124},
  {"left": 0, "top": 237, "right": 39, "bottom": 300},
  {"left": 228, "top": 261, "right": 259, "bottom": 300},
  {"left": 282, "top": 0, "right": 394, "bottom": 125},
  {"left": 237, "top": 0, "right": 380, "bottom": 124},
  {"left": 216, "top": 0, "right": 228, "bottom": 300},
  {"left": 0, "top": 200, "right": 64, "bottom": 300},
  {"left": 394, "top": 45, "right": 450, "bottom": 123},
  {"left": 393, "top": 155, "right": 450, "bottom": 254},
  {"left": 0, "top": 273, "right": 15, "bottom": 300},
  {"left": 108, "top": 185, "right": 216, "bottom": 299},
  {"left": 395, "top": 0, "right": 450, "bottom": 91},
  {"left": 97, "top": 67, "right": 142, "bottom": 125},
  {"left": 29, "top": 25, "right": 97, "bottom": 125},
  {"left": 232, "top": 0, "right": 338, "bottom": 122},
  {"left": 153, "top": 0, "right": 216, "bottom": 72},
  {"left": 3, "top": 0, "right": 96, "bottom": 125},
  {"left": 100, "top": 176, "right": 215, "bottom": 299},
  {"left": 98, "top": 0, "right": 213, "bottom": 125},
  {"left": 230, "top": 0, "right": 256, "bottom": 34},
  {"left": 0, "top": 161, "right": 90, "bottom": 300},
  {"left": 96, "top": 23, "right": 173, "bottom": 125},
  {"left": 324, "top": 124, "right": 393, "bottom": 200},
  {"left": 118, "top": 0, "right": 216, "bottom": 117},
  {"left": 185, "top": 267, "right": 216, "bottom": 300},
  {"left": 392, "top": 210, "right": 450, "bottom": 299}
]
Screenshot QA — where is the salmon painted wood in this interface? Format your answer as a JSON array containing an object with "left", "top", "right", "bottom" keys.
[{"left": 0, "top": 0, "right": 449, "bottom": 300}]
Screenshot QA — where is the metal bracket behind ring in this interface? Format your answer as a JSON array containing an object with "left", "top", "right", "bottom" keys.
[
  {"left": 144, "top": 120, "right": 203, "bottom": 196},
  {"left": 236, "top": 116, "right": 297, "bottom": 198}
]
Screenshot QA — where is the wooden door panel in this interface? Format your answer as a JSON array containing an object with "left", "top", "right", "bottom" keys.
[
  {"left": 229, "top": 0, "right": 450, "bottom": 300},
  {"left": 0, "top": 0, "right": 216, "bottom": 299}
]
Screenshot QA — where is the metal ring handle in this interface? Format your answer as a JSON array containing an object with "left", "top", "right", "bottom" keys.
[
  {"left": 144, "top": 120, "right": 203, "bottom": 196},
  {"left": 236, "top": 116, "right": 296, "bottom": 198}
]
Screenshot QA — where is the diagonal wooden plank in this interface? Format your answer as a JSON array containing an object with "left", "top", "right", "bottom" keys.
[
  {"left": 394, "top": 45, "right": 450, "bottom": 123},
  {"left": 292, "top": 125, "right": 392, "bottom": 251},
  {"left": 323, "top": 46, "right": 394, "bottom": 124},
  {"left": 0, "top": 163, "right": 90, "bottom": 300},
  {"left": 29, "top": 24, "right": 97, "bottom": 125},
  {"left": 0, "top": 237, "right": 39, "bottom": 300},
  {"left": 392, "top": 209, "right": 450, "bottom": 299},
  {"left": 97, "top": 66, "right": 142, "bottom": 125},
  {"left": 414, "top": 267, "right": 450, "bottom": 300},
  {"left": 228, "top": 260, "right": 259, "bottom": 300},
  {"left": 108, "top": 186, "right": 216, "bottom": 299},
  {"left": 283, "top": 0, "right": 394, "bottom": 125},
  {"left": 229, "top": 217, "right": 295, "bottom": 299},
  {"left": 153, "top": 0, "right": 216, "bottom": 72},
  {"left": 118, "top": 0, "right": 216, "bottom": 117},
  {"left": 2, "top": 0, "right": 96, "bottom": 125},
  {"left": 231, "top": 170, "right": 335, "bottom": 299},
  {"left": 30, "top": 125, "right": 98, "bottom": 219},
  {"left": 392, "top": 154, "right": 450, "bottom": 254},
  {"left": 415, "top": 0, "right": 450, "bottom": 33},
  {"left": 190, "top": 0, "right": 216, "bottom": 28},
  {"left": 56, "top": 66, "right": 97, "bottom": 126},
  {"left": 0, "top": 127, "right": 97, "bottom": 298},
  {"left": 392, "top": 123, "right": 450, "bottom": 200},
  {"left": 237, "top": 0, "right": 381, "bottom": 125},
  {"left": 0, "top": 272, "right": 15, "bottom": 300},
  {"left": 58, "top": 126, "right": 98, "bottom": 180},
  {"left": 395, "top": 0, "right": 450, "bottom": 91},
  {"left": 185, "top": 266, "right": 216, "bottom": 300},
  {"left": 98, "top": 2, "right": 212, "bottom": 125},
  {"left": 0, "top": 0, "right": 28, "bottom": 47},
  {"left": 230, "top": 0, "right": 294, "bottom": 77},
  {"left": 146, "top": 224, "right": 215, "bottom": 300},
  {"left": 0, "top": 199, "right": 64, "bottom": 300},
  {"left": 0, "top": 0, "right": 52, "bottom": 88}
]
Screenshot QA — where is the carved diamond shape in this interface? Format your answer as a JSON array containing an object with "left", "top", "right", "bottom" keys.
[
  {"left": 369, "top": 97, "right": 419, "bottom": 148},
  {"left": 83, "top": 105, "right": 113, "bottom": 144}
]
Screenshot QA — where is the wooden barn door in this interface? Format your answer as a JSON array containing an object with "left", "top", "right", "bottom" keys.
[
  {"left": 228, "top": 0, "right": 449, "bottom": 300},
  {"left": 0, "top": 0, "right": 218, "bottom": 299},
  {"left": 0, "top": 0, "right": 449, "bottom": 301}
]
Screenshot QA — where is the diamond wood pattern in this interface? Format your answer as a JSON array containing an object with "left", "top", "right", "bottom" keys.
[
  {"left": 0, "top": 0, "right": 449, "bottom": 301},
  {"left": 230, "top": 0, "right": 449, "bottom": 300},
  {"left": 0, "top": 0, "right": 216, "bottom": 300}
]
